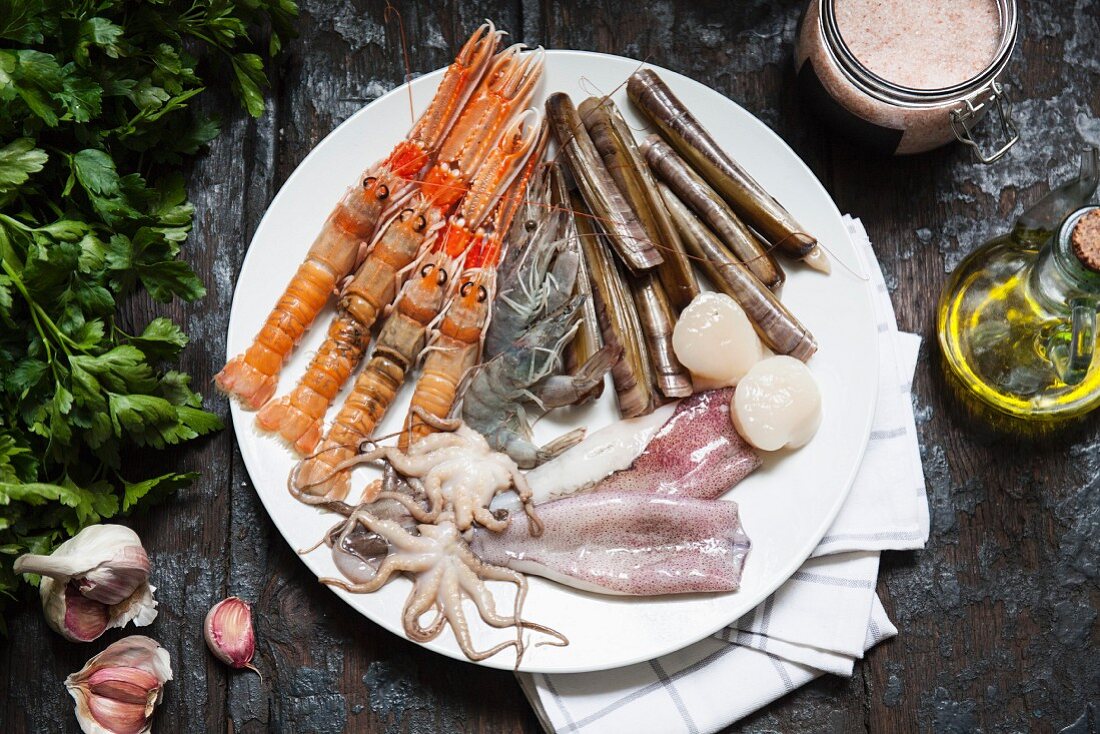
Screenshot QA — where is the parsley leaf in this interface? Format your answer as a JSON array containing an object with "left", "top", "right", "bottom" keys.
[
  {"left": 0, "top": 0, "right": 296, "bottom": 620},
  {"left": 0, "top": 139, "right": 47, "bottom": 193}
]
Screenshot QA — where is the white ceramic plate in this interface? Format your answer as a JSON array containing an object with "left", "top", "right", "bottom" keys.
[{"left": 226, "top": 50, "right": 879, "bottom": 673}]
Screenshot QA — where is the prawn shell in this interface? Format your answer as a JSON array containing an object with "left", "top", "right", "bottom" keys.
[
  {"left": 627, "top": 68, "right": 819, "bottom": 260},
  {"left": 659, "top": 182, "right": 817, "bottom": 361},
  {"left": 545, "top": 93, "right": 663, "bottom": 273}
]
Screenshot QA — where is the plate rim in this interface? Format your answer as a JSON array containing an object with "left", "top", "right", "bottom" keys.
[{"left": 225, "top": 48, "right": 880, "bottom": 673}]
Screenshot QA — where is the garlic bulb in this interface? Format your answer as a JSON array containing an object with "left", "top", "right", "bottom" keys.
[
  {"left": 14, "top": 524, "right": 157, "bottom": 642},
  {"left": 66, "top": 635, "right": 172, "bottom": 734},
  {"left": 204, "top": 597, "right": 259, "bottom": 675}
]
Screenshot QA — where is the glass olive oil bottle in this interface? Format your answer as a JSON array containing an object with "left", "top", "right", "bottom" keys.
[{"left": 937, "top": 147, "right": 1100, "bottom": 432}]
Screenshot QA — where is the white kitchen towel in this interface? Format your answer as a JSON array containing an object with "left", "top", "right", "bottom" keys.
[
  {"left": 518, "top": 217, "right": 930, "bottom": 733},
  {"left": 812, "top": 216, "right": 929, "bottom": 558}
]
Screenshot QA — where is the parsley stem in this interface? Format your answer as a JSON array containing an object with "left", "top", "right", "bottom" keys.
[{"left": 0, "top": 259, "right": 82, "bottom": 356}]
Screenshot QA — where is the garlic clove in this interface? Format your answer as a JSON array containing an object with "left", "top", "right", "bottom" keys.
[
  {"left": 15, "top": 524, "right": 157, "bottom": 642},
  {"left": 204, "top": 597, "right": 259, "bottom": 675},
  {"left": 44, "top": 582, "right": 111, "bottom": 642},
  {"left": 66, "top": 636, "right": 172, "bottom": 734}
]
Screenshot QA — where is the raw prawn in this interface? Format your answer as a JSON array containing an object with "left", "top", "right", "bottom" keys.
[
  {"left": 460, "top": 296, "right": 620, "bottom": 468},
  {"left": 483, "top": 162, "right": 580, "bottom": 360},
  {"left": 216, "top": 24, "right": 500, "bottom": 408}
]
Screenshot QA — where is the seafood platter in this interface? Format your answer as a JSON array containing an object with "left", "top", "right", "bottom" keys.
[{"left": 220, "top": 23, "right": 879, "bottom": 673}]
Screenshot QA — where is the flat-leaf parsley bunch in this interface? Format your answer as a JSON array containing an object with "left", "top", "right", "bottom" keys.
[{"left": 0, "top": 0, "right": 296, "bottom": 620}]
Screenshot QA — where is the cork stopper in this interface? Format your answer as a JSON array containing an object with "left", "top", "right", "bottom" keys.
[{"left": 1071, "top": 208, "right": 1100, "bottom": 273}]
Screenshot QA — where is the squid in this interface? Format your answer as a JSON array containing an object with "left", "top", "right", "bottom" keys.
[
  {"left": 520, "top": 388, "right": 761, "bottom": 506},
  {"left": 469, "top": 491, "right": 751, "bottom": 595}
]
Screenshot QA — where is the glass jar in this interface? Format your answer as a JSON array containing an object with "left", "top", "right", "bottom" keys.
[{"left": 795, "top": 0, "right": 1020, "bottom": 161}]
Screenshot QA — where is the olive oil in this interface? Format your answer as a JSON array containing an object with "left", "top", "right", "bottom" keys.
[
  {"left": 937, "top": 148, "right": 1100, "bottom": 431},
  {"left": 938, "top": 229, "right": 1100, "bottom": 425}
]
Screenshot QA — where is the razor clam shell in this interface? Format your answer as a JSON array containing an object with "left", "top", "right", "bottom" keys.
[
  {"left": 630, "top": 272, "right": 693, "bottom": 398},
  {"left": 579, "top": 97, "right": 699, "bottom": 312},
  {"left": 573, "top": 192, "right": 658, "bottom": 417},
  {"left": 659, "top": 182, "right": 817, "bottom": 361},
  {"left": 643, "top": 135, "right": 784, "bottom": 290},
  {"left": 628, "top": 68, "right": 819, "bottom": 260},
  {"left": 546, "top": 92, "right": 663, "bottom": 273}
]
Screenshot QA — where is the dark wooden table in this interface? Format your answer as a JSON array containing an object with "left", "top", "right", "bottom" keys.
[{"left": 3, "top": 1, "right": 1098, "bottom": 731}]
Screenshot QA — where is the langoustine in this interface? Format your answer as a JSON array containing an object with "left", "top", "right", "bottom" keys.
[
  {"left": 256, "top": 50, "right": 545, "bottom": 453},
  {"left": 290, "top": 115, "right": 543, "bottom": 500},
  {"left": 216, "top": 24, "right": 501, "bottom": 409},
  {"left": 470, "top": 491, "right": 751, "bottom": 595}
]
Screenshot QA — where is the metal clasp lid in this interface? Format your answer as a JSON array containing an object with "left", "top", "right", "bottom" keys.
[{"left": 950, "top": 81, "right": 1020, "bottom": 164}]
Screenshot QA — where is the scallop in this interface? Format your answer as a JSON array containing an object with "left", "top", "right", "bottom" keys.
[
  {"left": 731, "top": 355, "right": 822, "bottom": 451},
  {"left": 672, "top": 292, "right": 762, "bottom": 385}
]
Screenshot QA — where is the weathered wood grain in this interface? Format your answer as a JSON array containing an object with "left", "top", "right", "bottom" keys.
[{"left": 2, "top": 0, "right": 1097, "bottom": 732}]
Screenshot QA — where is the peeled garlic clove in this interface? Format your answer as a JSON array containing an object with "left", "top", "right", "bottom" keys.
[
  {"left": 731, "top": 355, "right": 822, "bottom": 451},
  {"left": 66, "top": 635, "right": 172, "bottom": 734},
  {"left": 14, "top": 524, "right": 157, "bottom": 642},
  {"left": 673, "top": 292, "right": 762, "bottom": 385},
  {"left": 204, "top": 597, "right": 259, "bottom": 675}
]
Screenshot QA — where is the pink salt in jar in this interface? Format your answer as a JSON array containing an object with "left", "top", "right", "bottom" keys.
[{"left": 795, "top": 0, "right": 1019, "bottom": 161}]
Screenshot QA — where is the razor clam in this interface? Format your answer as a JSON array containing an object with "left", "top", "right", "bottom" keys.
[
  {"left": 643, "top": 135, "right": 784, "bottom": 289},
  {"left": 579, "top": 97, "right": 699, "bottom": 311},
  {"left": 573, "top": 192, "right": 658, "bottom": 417},
  {"left": 659, "top": 181, "right": 817, "bottom": 361},
  {"left": 631, "top": 273, "right": 692, "bottom": 398},
  {"left": 545, "top": 92, "right": 663, "bottom": 273},
  {"left": 628, "top": 68, "right": 828, "bottom": 271},
  {"left": 555, "top": 171, "right": 605, "bottom": 403}
]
